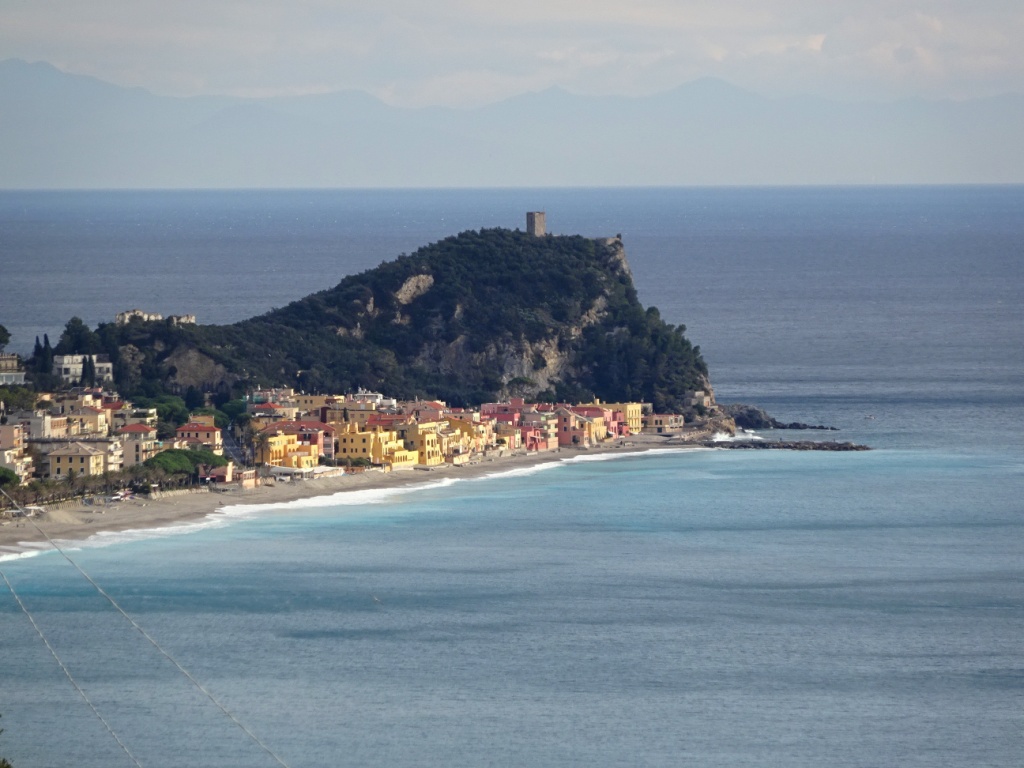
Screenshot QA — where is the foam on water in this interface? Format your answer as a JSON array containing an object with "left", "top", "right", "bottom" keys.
[
  {"left": 559, "top": 447, "right": 695, "bottom": 463},
  {"left": 0, "top": 451, "right": 703, "bottom": 560},
  {"left": 711, "top": 431, "right": 765, "bottom": 442}
]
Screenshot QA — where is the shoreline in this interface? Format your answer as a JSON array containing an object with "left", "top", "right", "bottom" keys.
[{"left": 0, "top": 435, "right": 693, "bottom": 558}]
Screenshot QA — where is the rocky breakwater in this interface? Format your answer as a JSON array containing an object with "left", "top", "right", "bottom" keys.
[{"left": 700, "top": 439, "right": 870, "bottom": 451}]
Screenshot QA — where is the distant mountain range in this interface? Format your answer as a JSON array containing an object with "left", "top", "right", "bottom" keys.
[{"left": 2, "top": 58, "right": 1022, "bottom": 188}]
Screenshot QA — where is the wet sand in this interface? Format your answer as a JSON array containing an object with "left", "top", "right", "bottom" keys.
[{"left": 0, "top": 436, "right": 690, "bottom": 557}]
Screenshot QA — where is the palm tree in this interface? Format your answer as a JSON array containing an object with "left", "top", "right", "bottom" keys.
[
  {"left": 101, "top": 469, "right": 114, "bottom": 496},
  {"left": 252, "top": 430, "right": 271, "bottom": 467},
  {"left": 63, "top": 468, "right": 78, "bottom": 500}
]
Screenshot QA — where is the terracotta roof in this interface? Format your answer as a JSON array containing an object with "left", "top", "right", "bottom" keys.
[
  {"left": 119, "top": 424, "right": 156, "bottom": 434},
  {"left": 177, "top": 422, "right": 217, "bottom": 432}
]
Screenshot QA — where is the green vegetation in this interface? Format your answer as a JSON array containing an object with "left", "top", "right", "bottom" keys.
[
  {"left": 131, "top": 394, "right": 190, "bottom": 438},
  {"left": 0, "top": 386, "right": 37, "bottom": 413},
  {"left": 144, "top": 449, "right": 228, "bottom": 475},
  {"left": 29, "top": 229, "right": 709, "bottom": 412},
  {"left": 0, "top": 467, "right": 18, "bottom": 488}
]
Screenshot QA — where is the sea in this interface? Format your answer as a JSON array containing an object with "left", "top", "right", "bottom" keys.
[{"left": 1, "top": 187, "right": 1022, "bottom": 767}]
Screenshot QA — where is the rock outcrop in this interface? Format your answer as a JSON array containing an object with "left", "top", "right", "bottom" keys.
[{"left": 721, "top": 403, "right": 838, "bottom": 431}]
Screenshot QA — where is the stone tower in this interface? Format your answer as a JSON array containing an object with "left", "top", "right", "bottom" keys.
[{"left": 526, "top": 211, "right": 546, "bottom": 236}]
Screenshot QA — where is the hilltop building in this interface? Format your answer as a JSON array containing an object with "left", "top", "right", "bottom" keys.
[
  {"left": 52, "top": 354, "right": 114, "bottom": 384},
  {"left": 526, "top": 211, "right": 546, "bottom": 236},
  {"left": 116, "top": 309, "right": 196, "bottom": 325}
]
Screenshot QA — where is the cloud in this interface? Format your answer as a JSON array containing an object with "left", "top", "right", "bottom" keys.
[{"left": 1, "top": 1, "right": 1022, "bottom": 104}]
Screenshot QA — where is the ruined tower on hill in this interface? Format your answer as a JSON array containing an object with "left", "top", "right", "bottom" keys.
[{"left": 526, "top": 211, "right": 546, "bottom": 236}]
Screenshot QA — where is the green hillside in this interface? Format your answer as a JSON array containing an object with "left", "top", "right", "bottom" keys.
[{"left": 37, "top": 229, "right": 710, "bottom": 411}]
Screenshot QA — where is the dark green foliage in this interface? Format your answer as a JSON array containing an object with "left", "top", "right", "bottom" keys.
[
  {"left": 26, "top": 334, "right": 59, "bottom": 389},
  {"left": 193, "top": 407, "right": 230, "bottom": 428},
  {"left": 183, "top": 386, "right": 205, "bottom": 410},
  {"left": 0, "top": 386, "right": 38, "bottom": 413},
  {"left": 0, "top": 467, "right": 18, "bottom": 488},
  {"left": 576, "top": 307, "right": 708, "bottom": 412},
  {"left": 133, "top": 395, "right": 190, "bottom": 426},
  {"left": 88, "top": 229, "right": 709, "bottom": 410},
  {"left": 220, "top": 399, "right": 247, "bottom": 421},
  {"left": 54, "top": 317, "right": 101, "bottom": 355},
  {"left": 80, "top": 355, "right": 96, "bottom": 386},
  {"left": 144, "top": 449, "right": 228, "bottom": 474},
  {"left": 0, "top": 324, "right": 9, "bottom": 352}
]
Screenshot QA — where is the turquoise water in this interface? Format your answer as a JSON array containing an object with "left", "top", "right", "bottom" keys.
[
  {"left": 3, "top": 449, "right": 1021, "bottom": 767},
  {"left": 1, "top": 187, "right": 1023, "bottom": 766}
]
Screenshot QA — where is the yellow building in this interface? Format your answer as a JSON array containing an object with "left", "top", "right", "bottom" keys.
[
  {"left": 258, "top": 432, "right": 296, "bottom": 466},
  {"left": 48, "top": 442, "right": 105, "bottom": 479},
  {"left": 258, "top": 432, "right": 320, "bottom": 468},
  {"left": 371, "top": 429, "right": 418, "bottom": 470},
  {"left": 337, "top": 426, "right": 376, "bottom": 462},
  {"left": 282, "top": 443, "right": 319, "bottom": 470},
  {"left": 295, "top": 394, "right": 338, "bottom": 415},
  {"left": 405, "top": 421, "right": 445, "bottom": 466},
  {"left": 591, "top": 401, "right": 645, "bottom": 435},
  {"left": 448, "top": 416, "right": 496, "bottom": 454},
  {"left": 176, "top": 421, "right": 224, "bottom": 455},
  {"left": 324, "top": 401, "right": 378, "bottom": 430}
]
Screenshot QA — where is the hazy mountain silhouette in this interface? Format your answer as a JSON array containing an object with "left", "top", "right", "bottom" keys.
[{"left": 2, "top": 58, "right": 1022, "bottom": 187}]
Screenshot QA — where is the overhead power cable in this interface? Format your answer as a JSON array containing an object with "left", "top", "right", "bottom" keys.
[
  {"left": 0, "top": 487, "right": 291, "bottom": 768},
  {"left": 0, "top": 567, "right": 143, "bottom": 767}
]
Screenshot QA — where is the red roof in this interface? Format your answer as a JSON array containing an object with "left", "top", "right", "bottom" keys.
[
  {"left": 119, "top": 424, "right": 156, "bottom": 434},
  {"left": 177, "top": 422, "right": 217, "bottom": 432}
]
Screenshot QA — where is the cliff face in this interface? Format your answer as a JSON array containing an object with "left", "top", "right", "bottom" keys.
[
  {"left": 346, "top": 235, "right": 642, "bottom": 399},
  {"left": 104, "top": 229, "right": 711, "bottom": 410}
]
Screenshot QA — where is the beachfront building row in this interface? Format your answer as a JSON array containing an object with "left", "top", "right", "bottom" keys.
[
  {"left": 3, "top": 387, "right": 222, "bottom": 483},
  {"left": 244, "top": 388, "right": 712, "bottom": 471}
]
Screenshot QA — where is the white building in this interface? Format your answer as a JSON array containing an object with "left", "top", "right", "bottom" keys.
[{"left": 53, "top": 354, "right": 114, "bottom": 384}]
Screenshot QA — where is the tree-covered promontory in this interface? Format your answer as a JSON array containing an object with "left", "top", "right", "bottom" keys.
[{"left": 38, "top": 229, "right": 711, "bottom": 411}]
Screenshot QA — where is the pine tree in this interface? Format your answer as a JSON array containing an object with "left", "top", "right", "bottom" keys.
[
  {"left": 41, "top": 334, "right": 53, "bottom": 375},
  {"left": 81, "top": 356, "right": 96, "bottom": 386}
]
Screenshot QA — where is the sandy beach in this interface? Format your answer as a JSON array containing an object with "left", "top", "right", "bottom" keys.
[{"left": 0, "top": 436, "right": 690, "bottom": 557}]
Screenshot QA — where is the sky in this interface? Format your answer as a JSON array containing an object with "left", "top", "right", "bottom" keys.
[{"left": 2, "top": 1, "right": 1022, "bottom": 107}]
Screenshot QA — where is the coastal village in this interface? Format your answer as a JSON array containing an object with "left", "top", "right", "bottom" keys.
[{"left": 0, "top": 339, "right": 721, "bottom": 514}]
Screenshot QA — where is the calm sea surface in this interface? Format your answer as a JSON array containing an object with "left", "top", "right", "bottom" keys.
[{"left": 1, "top": 187, "right": 1022, "bottom": 767}]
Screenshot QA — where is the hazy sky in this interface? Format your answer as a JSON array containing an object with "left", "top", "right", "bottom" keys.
[{"left": 2, "top": 1, "right": 1022, "bottom": 106}]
